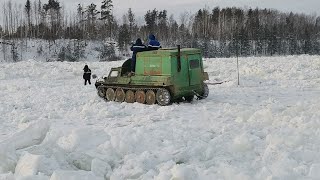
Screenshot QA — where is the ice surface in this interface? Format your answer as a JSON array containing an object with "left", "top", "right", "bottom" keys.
[
  {"left": 16, "top": 175, "right": 49, "bottom": 180},
  {"left": 0, "top": 172, "right": 14, "bottom": 180},
  {"left": 0, "top": 121, "right": 49, "bottom": 174},
  {"left": 15, "top": 152, "right": 59, "bottom": 178},
  {"left": 91, "top": 158, "right": 112, "bottom": 177},
  {"left": 0, "top": 55, "right": 320, "bottom": 179},
  {"left": 50, "top": 170, "right": 103, "bottom": 180},
  {"left": 309, "top": 163, "right": 320, "bottom": 178},
  {"left": 15, "top": 152, "right": 41, "bottom": 177}
]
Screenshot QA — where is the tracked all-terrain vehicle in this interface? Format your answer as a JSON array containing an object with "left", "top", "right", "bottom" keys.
[{"left": 95, "top": 46, "right": 209, "bottom": 106}]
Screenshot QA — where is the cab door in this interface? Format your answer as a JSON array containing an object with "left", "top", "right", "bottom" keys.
[{"left": 187, "top": 54, "right": 202, "bottom": 86}]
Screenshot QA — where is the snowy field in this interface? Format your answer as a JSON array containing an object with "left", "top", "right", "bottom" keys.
[{"left": 0, "top": 55, "right": 320, "bottom": 180}]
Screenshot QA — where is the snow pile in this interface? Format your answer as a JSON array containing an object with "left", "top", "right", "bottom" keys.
[{"left": 0, "top": 55, "right": 320, "bottom": 179}]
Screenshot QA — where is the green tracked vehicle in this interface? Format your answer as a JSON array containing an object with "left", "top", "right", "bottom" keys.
[{"left": 95, "top": 46, "right": 209, "bottom": 106}]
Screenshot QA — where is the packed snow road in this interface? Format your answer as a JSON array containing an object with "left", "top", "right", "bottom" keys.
[{"left": 0, "top": 56, "right": 320, "bottom": 179}]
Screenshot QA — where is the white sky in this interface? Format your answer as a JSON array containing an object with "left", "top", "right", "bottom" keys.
[
  {"left": 8, "top": 0, "right": 320, "bottom": 14},
  {"left": 3, "top": 0, "right": 320, "bottom": 22},
  {"left": 113, "top": 0, "right": 320, "bottom": 16}
]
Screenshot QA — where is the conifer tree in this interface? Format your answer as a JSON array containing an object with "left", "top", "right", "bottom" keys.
[
  {"left": 25, "top": 0, "right": 31, "bottom": 37},
  {"left": 84, "top": 3, "right": 99, "bottom": 39},
  {"left": 100, "top": 0, "right": 114, "bottom": 39},
  {"left": 144, "top": 9, "right": 158, "bottom": 34},
  {"left": 43, "top": 0, "right": 61, "bottom": 40},
  {"left": 127, "top": 8, "right": 136, "bottom": 39}
]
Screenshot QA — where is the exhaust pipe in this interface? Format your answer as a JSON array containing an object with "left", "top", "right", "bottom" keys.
[{"left": 177, "top": 45, "right": 181, "bottom": 72}]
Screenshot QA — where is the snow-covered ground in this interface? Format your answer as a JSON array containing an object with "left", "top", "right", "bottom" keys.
[
  {"left": 0, "top": 55, "right": 320, "bottom": 180},
  {"left": 0, "top": 39, "right": 124, "bottom": 63}
]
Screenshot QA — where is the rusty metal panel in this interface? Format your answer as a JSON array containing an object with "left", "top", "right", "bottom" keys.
[{"left": 143, "top": 57, "right": 162, "bottom": 75}]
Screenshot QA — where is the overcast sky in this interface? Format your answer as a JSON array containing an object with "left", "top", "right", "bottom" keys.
[
  {"left": 116, "top": 0, "right": 320, "bottom": 16},
  {"left": 5, "top": 0, "right": 320, "bottom": 19}
]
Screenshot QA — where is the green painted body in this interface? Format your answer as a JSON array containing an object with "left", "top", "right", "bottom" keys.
[{"left": 96, "top": 48, "right": 209, "bottom": 100}]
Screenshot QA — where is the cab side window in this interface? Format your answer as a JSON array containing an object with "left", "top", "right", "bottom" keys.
[{"left": 110, "top": 70, "right": 119, "bottom": 77}]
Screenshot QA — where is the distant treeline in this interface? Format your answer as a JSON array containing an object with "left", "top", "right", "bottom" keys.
[{"left": 1, "top": 0, "right": 320, "bottom": 59}]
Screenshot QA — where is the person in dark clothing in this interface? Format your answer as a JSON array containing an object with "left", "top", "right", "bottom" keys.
[
  {"left": 130, "top": 38, "right": 147, "bottom": 73},
  {"left": 147, "top": 34, "right": 161, "bottom": 50},
  {"left": 83, "top": 65, "right": 91, "bottom": 85}
]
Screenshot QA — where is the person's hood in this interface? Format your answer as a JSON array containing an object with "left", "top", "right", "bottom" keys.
[
  {"left": 148, "top": 34, "right": 156, "bottom": 40},
  {"left": 83, "top": 65, "right": 88, "bottom": 70},
  {"left": 135, "top": 38, "right": 142, "bottom": 45}
]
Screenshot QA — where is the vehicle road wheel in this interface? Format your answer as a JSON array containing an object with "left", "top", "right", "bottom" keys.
[
  {"left": 125, "top": 90, "right": 135, "bottom": 103},
  {"left": 97, "top": 86, "right": 106, "bottom": 99},
  {"left": 146, "top": 90, "right": 156, "bottom": 105},
  {"left": 198, "top": 83, "right": 209, "bottom": 99},
  {"left": 135, "top": 90, "right": 146, "bottom": 104},
  {"left": 115, "top": 88, "right": 125, "bottom": 102},
  {"left": 106, "top": 88, "right": 115, "bottom": 101},
  {"left": 156, "top": 88, "right": 171, "bottom": 106}
]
